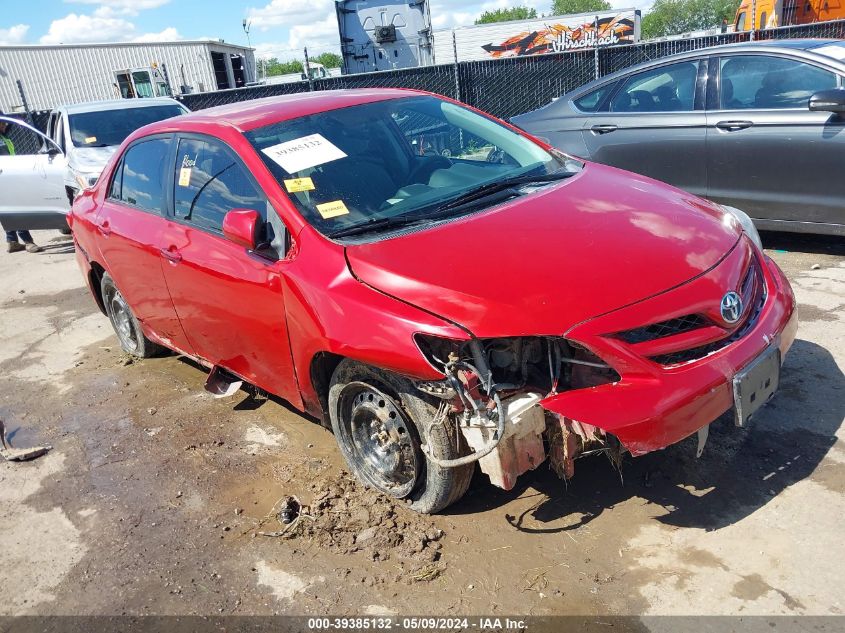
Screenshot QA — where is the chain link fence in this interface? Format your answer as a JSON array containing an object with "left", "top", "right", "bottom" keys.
[
  {"left": 5, "top": 18, "right": 845, "bottom": 136},
  {"left": 176, "top": 19, "right": 845, "bottom": 121},
  {"left": 3, "top": 110, "right": 52, "bottom": 154}
]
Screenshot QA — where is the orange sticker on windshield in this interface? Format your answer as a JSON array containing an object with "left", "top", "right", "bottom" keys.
[
  {"left": 284, "top": 177, "right": 315, "bottom": 193},
  {"left": 84, "top": 136, "right": 97, "bottom": 144},
  {"left": 316, "top": 200, "right": 349, "bottom": 219}
]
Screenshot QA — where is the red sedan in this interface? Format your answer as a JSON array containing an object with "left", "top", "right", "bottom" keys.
[{"left": 69, "top": 89, "right": 797, "bottom": 513}]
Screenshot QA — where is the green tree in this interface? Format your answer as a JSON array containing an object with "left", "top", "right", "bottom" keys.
[
  {"left": 551, "top": 0, "right": 612, "bottom": 15},
  {"left": 313, "top": 52, "right": 342, "bottom": 68},
  {"left": 475, "top": 7, "right": 538, "bottom": 24},
  {"left": 641, "top": 0, "right": 740, "bottom": 38},
  {"left": 264, "top": 57, "right": 304, "bottom": 76}
]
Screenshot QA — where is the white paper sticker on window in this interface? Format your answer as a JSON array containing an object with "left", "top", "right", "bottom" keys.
[{"left": 261, "top": 134, "right": 347, "bottom": 174}]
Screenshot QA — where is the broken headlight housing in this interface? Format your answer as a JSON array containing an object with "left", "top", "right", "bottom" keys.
[{"left": 414, "top": 334, "right": 620, "bottom": 394}]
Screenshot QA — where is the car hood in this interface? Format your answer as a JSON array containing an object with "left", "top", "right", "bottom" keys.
[
  {"left": 345, "top": 163, "right": 741, "bottom": 338},
  {"left": 68, "top": 146, "right": 117, "bottom": 175}
]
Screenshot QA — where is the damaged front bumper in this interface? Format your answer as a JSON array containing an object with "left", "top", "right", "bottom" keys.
[{"left": 539, "top": 244, "right": 797, "bottom": 457}]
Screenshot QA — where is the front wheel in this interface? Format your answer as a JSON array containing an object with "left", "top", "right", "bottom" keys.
[
  {"left": 101, "top": 272, "right": 163, "bottom": 358},
  {"left": 328, "top": 360, "right": 473, "bottom": 514}
]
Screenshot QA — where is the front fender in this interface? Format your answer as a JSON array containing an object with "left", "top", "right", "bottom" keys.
[{"left": 282, "top": 229, "right": 469, "bottom": 418}]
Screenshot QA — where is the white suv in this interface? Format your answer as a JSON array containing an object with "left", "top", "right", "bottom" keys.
[
  {"left": 46, "top": 97, "right": 189, "bottom": 203},
  {"left": 0, "top": 98, "right": 188, "bottom": 233}
]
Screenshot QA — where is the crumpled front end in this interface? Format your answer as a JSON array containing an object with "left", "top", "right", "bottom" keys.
[
  {"left": 411, "top": 235, "right": 796, "bottom": 491},
  {"left": 540, "top": 235, "right": 797, "bottom": 457}
]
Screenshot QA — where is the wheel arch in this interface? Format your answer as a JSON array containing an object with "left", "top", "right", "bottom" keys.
[
  {"left": 88, "top": 261, "right": 107, "bottom": 315},
  {"left": 308, "top": 351, "right": 345, "bottom": 427}
]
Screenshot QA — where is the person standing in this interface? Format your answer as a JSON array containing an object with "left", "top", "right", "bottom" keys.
[{"left": 0, "top": 114, "right": 42, "bottom": 254}]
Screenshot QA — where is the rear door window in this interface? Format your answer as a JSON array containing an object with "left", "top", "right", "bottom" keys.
[
  {"left": 115, "top": 137, "right": 171, "bottom": 213},
  {"left": 172, "top": 136, "right": 266, "bottom": 233},
  {"left": 718, "top": 55, "right": 839, "bottom": 109},
  {"left": 610, "top": 61, "right": 700, "bottom": 112}
]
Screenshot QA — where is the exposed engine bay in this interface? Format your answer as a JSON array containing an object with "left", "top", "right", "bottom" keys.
[{"left": 414, "top": 335, "right": 624, "bottom": 489}]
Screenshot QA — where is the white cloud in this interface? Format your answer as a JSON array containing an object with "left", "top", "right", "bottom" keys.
[
  {"left": 247, "top": 0, "right": 335, "bottom": 30},
  {"left": 64, "top": 0, "right": 171, "bottom": 17},
  {"left": 0, "top": 24, "right": 30, "bottom": 45},
  {"left": 39, "top": 13, "right": 180, "bottom": 44},
  {"left": 133, "top": 27, "right": 181, "bottom": 42},
  {"left": 247, "top": 3, "right": 339, "bottom": 58},
  {"left": 288, "top": 11, "right": 339, "bottom": 52},
  {"left": 40, "top": 13, "right": 135, "bottom": 44}
]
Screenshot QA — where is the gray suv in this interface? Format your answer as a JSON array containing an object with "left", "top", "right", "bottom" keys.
[{"left": 512, "top": 40, "right": 845, "bottom": 236}]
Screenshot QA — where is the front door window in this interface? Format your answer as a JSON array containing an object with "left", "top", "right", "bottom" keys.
[{"left": 719, "top": 55, "right": 839, "bottom": 110}]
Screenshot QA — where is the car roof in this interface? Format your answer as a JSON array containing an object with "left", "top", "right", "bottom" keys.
[
  {"left": 60, "top": 97, "right": 184, "bottom": 115},
  {"left": 567, "top": 38, "right": 845, "bottom": 96},
  {"left": 141, "top": 88, "right": 423, "bottom": 135}
]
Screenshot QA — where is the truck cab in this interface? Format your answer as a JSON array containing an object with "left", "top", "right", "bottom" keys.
[
  {"left": 114, "top": 66, "right": 173, "bottom": 99},
  {"left": 735, "top": 0, "right": 845, "bottom": 30}
]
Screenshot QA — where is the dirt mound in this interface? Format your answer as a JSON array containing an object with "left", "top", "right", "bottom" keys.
[{"left": 266, "top": 472, "right": 446, "bottom": 581}]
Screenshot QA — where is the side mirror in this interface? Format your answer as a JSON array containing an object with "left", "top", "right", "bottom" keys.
[
  {"left": 222, "top": 208, "right": 261, "bottom": 250},
  {"left": 809, "top": 89, "right": 845, "bottom": 114}
]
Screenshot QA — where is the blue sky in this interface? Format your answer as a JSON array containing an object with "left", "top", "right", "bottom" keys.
[{"left": 1, "top": 0, "right": 647, "bottom": 60}]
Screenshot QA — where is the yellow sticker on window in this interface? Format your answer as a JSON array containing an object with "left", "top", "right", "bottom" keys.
[
  {"left": 316, "top": 200, "right": 350, "bottom": 219},
  {"left": 84, "top": 136, "right": 97, "bottom": 144},
  {"left": 178, "top": 167, "right": 192, "bottom": 187},
  {"left": 284, "top": 177, "right": 315, "bottom": 193}
]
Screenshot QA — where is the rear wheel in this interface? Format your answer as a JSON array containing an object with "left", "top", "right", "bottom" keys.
[
  {"left": 101, "top": 273, "right": 163, "bottom": 358},
  {"left": 328, "top": 359, "right": 473, "bottom": 514}
]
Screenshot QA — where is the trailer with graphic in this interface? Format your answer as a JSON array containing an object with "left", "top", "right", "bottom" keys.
[{"left": 433, "top": 9, "right": 641, "bottom": 64}]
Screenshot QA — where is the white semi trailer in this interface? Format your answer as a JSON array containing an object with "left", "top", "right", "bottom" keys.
[{"left": 336, "top": 0, "right": 434, "bottom": 74}]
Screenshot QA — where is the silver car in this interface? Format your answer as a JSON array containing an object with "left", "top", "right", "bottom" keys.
[{"left": 512, "top": 39, "right": 845, "bottom": 236}]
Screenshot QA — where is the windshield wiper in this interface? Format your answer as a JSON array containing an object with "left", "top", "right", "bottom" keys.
[
  {"left": 327, "top": 213, "right": 423, "bottom": 239},
  {"left": 434, "top": 170, "right": 575, "bottom": 214},
  {"left": 327, "top": 171, "right": 574, "bottom": 240}
]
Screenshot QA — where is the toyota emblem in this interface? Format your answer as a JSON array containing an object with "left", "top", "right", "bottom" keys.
[{"left": 720, "top": 291, "right": 744, "bottom": 324}]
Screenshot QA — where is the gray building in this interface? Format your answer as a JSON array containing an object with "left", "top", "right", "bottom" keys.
[{"left": 0, "top": 40, "right": 256, "bottom": 113}]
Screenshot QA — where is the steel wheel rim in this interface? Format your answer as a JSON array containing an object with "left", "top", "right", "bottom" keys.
[
  {"left": 339, "top": 382, "right": 419, "bottom": 498},
  {"left": 107, "top": 288, "right": 138, "bottom": 353}
]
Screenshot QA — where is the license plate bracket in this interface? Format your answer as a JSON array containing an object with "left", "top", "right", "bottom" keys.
[{"left": 733, "top": 344, "right": 781, "bottom": 427}]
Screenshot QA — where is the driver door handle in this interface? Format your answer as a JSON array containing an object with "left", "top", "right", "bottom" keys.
[
  {"left": 716, "top": 120, "right": 754, "bottom": 131},
  {"left": 160, "top": 246, "right": 182, "bottom": 264},
  {"left": 590, "top": 124, "right": 618, "bottom": 135}
]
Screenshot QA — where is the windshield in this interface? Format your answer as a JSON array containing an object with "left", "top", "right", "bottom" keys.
[
  {"left": 68, "top": 104, "right": 185, "bottom": 148},
  {"left": 246, "top": 95, "right": 577, "bottom": 238}
]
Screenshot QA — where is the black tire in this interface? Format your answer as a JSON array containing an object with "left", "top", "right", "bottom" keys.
[
  {"left": 100, "top": 272, "right": 164, "bottom": 358},
  {"left": 328, "top": 359, "right": 474, "bottom": 514}
]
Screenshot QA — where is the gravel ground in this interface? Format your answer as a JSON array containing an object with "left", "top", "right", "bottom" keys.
[{"left": 0, "top": 229, "right": 842, "bottom": 618}]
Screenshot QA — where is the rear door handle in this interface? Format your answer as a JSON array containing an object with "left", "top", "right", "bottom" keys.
[
  {"left": 715, "top": 120, "right": 753, "bottom": 131},
  {"left": 590, "top": 124, "right": 618, "bottom": 135},
  {"left": 160, "top": 246, "right": 182, "bottom": 264},
  {"left": 96, "top": 220, "right": 111, "bottom": 236}
]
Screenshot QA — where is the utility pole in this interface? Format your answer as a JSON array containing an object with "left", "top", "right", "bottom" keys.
[
  {"left": 242, "top": 19, "right": 256, "bottom": 82},
  {"left": 242, "top": 18, "right": 252, "bottom": 47}
]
